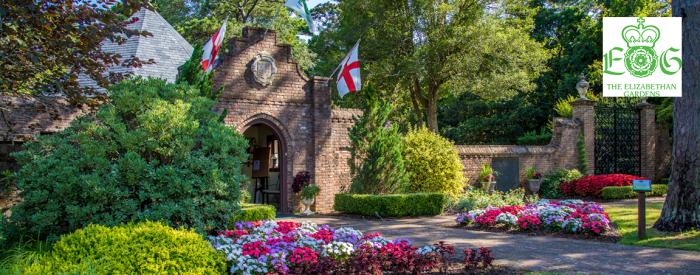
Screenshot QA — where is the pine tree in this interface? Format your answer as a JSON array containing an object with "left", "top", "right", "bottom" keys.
[{"left": 348, "top": 93, "right": 409, "bottom": 194}]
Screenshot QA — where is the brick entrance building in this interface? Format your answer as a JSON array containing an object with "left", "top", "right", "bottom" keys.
[{"left": 212, "top": 28, "right": 360, "bottom": 213}]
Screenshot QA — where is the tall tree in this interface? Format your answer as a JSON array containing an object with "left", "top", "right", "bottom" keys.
[
  {"left": 654, "top": 1, "right": 700, "bottom": 232},
  {"left": 0, "top": 0, "right": 150, "bottom": 99},
  {"left": 157, "top": 0, "right": 317, "bottom": 71},
  {"left": 335, "top": 0, "right": 549, "bottom": 132},
  {"left": 348, "top": 92, "right": 409, "bottom": 194}
]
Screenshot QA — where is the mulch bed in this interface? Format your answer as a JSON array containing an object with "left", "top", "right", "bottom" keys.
[
  {"left": 426, "top": 264, "right": 524, "bottom": 274},
  {"left": 448, "top": 224, "right": 621, "bottom": 243}
]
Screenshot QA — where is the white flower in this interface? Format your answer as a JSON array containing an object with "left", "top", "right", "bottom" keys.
[
  {"left": 417, "top": 245, "right": 437, "bottom": 255},
  {"left": 495, "top": 212, "right": 518, "bottom": 226},
  {"left": 322, "top": 241, "right": 355, "bottom": 259}
]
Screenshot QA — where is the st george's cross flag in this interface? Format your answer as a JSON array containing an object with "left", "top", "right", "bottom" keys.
[
  {"left": 336, "top": 41, "right": 361, "bottom": 97},
  {"left": 200, "top": 18, "right": 228, "bottom": 72},
  {"left": 285, "top": 0, "right": 316, "bottom": 33}
]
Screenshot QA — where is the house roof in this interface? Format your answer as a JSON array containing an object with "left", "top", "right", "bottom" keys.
[
  {"left": 78, "top": 8, "right": 194, "bottom": 90},
  {"left": 1, "top": 8, "right": 194, "bottom": 141}
]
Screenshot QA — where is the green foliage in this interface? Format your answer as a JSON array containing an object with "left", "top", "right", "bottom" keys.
[
  {"left": 349, "top": 94, "right": 409, "bottom": 195},
  {"left": 23, "top": 222, "right": 226, "bottom": 274},
  {"left": 516, "top": 129, "right": 552, "bottom": 145},
  {"left": 230, "top": 204, "right": 276, "bottom": 224},
  {"left": 334, "top": 193, "right": 446, "bottom": 217},
  {"left": 576, "top": 132, "right": 589, "bottom": 174},
  {"left": 165, "top": 0, "right": 316, "bottom": 71},
  {"left": 0, "top": 169, "right": 12, "bottom": 193},
  {"left": 0, "top": 241, "right": 51, "bottom": 275},
  {"left": 300, "top": 185, "right": 321, "bottom": 200},
  {"left": 452, "top": 189, "right": 538, "bottom": 212},
  {"left": 601, "top": 185, "right": 668, "bottom": 200},
  {"left": 0, "top": 0, "right": 149, "bottom": 98},
  {"left": 176, "top": 44, "right": 221, "bottom": 100},
  {"left": 554, "top": 95, "right": 576, "bottom": 118},
  {"left": 539, "top": 169, "right": 583, "bottom": 199},
  {"left": 402, "top": 127, "right": 465, "bottom": 198},
  {"left": 10, "top": 78, "right": 248, "bottom": 239},
  {"left": 325, "top": 0, "right": 549, "bottom": 131}
]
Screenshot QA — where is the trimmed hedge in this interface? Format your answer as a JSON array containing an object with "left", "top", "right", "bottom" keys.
[
  {"left": 601, "top": 184, "right": 668, "bottom": 200},
  {"left": 230, "top": 203, "right": 276, "bottom": 224},
  {"left": 334, "top": 193, "right": 446, "bottom": 217},
  {"left": 25, "top": 222, "right": 226, "bottom": 274}
]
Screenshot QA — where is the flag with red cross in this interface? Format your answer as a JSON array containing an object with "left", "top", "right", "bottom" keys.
[{"left": 336, "top": 41, "right": 361, "bottom": 97}]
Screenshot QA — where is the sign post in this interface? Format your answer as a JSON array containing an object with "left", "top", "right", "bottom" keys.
[{"left": 633, "top": 179, "right": 652, "bottom": 240}]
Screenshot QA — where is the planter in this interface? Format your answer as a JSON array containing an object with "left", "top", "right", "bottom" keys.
[
  {"left": 480, "top": 181, "right": 496, "bottom": 194},
  {"left": 527, "top": 179, "right": 542, "bottom": 194},
  {"left": 301, "top": 197, "right": 315, "bottom": 216}
]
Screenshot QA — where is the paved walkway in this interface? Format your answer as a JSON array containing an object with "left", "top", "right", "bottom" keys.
[{"left": 283, "top": 214, "right": 700, "bottom": 274}]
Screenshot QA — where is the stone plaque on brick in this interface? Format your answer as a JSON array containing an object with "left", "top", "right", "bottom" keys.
[
  {"left": 251, "top": 52, "right": 277, "bottom": 86},
  {"left": 491, "top": 157, "right": 520, "bottom": 192}
]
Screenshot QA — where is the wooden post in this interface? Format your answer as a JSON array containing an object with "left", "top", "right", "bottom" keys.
[{"left": 638, "top": 191, "right": 646, "bottom": 240}]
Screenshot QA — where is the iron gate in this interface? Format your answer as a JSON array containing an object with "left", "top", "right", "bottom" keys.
[{"left": 594, "top": 106, "right": 641, "bottom": 176}]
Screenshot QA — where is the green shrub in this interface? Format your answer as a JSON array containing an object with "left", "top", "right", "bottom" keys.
[
  {"left": 659, "top": 178, "right": 670, "bottom": 185},
  {"left": 402, "top": 127, "right": 465, "bottom": 198},
  {"left": 24, "top": 222, "right": 226, "bottom": 274},
  {"left": 516, "top": 129, "right": 552, "bottom": 145},
  {"left": 452, "top": 189, "right": 537, "bottom": 211},
  {"left": 231, "top": 204, "right": 276, "bottom": 224},
  {"left": 349, "top": 94, "right": 409, "bottom": 194},
  {"left": 601, "top": 184, "right": 668, "bottom": 200},
  {"left": 539, "top": 169, "right": 583, "bottom": 198},
  {"left": 10, "top": 78, "right": 248, "bottom": 239},
  {"left": 554, "top": 95, "right": 576, "bottom": 118},
  {"left": 334, "top": 193, "right": 446, "bottom": 217},
  {"left": 301, "top": 185, "right": 321, "bottom": 200}
]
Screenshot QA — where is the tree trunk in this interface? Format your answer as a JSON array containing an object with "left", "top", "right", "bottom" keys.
[
  {"left": 426, "top": 86, "right": 439, "bottom": 133},
  {"left": 654, "top": 1, "right": 700, "bottom": 232}
]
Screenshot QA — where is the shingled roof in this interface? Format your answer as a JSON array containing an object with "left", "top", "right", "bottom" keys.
[
  {"left": 78, "top": 8, "right": 194, "bottom": 90},
  {"left": 1, "top": 8, "right": 194, "bottom": 141}
]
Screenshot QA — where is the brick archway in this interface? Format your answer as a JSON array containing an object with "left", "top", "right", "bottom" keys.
[{"left": 239, "top": 113, "right": 293, "bottom": 213}]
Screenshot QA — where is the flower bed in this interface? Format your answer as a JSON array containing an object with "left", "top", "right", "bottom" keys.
[
  {"left": 209, "top": 220, "right": 494, "bottom": 274},
  {"left": 456, "top": 199, "right": 614, "bottom": 236},
  {"left": 560, "top": 174, "right": 645, "bottom": 197}
]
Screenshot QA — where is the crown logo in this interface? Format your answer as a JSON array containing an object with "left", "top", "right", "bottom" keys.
[{"left": 622, "top": 17, "right": 660, "bottom": 48}]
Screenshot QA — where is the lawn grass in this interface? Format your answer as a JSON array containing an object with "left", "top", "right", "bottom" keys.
[{"left": 605, "top": 201, "right": 700, "bottom": 251}]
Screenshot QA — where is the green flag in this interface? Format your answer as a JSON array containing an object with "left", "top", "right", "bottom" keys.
[{"left": 285, "top": 0, "right": 316, "bottom": 33}]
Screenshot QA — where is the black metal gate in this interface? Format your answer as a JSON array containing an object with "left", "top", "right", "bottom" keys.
[{"left": 594, "top": 106, "right": 641, "bottom": 176}]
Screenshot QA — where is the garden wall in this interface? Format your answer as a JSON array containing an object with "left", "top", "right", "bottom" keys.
[{"left": 455, "top": 118, "right": 582, "bottom": 188}]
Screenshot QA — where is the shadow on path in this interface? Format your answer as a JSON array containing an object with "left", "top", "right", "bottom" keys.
[{"left": 284, "top": 215, "right": 700, "bottom": 275}]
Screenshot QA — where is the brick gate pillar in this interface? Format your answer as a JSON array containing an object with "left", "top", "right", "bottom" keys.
[
  {"left": 637, "top": 102, "right": 657, "bottom": 180},
  {"left": 311, "top": 77, "right": 334, "bottom": 212},
  {"left": 571, "top": 99, "right": 595, "bottom": 175}
]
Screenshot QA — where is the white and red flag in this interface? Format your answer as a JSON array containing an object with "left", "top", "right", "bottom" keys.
[
  {"left": 200, "top": 18, "right": 228, "bottom": 72},
  {"left": 336, "top": 40, "right": 361, "bottom": 97}
]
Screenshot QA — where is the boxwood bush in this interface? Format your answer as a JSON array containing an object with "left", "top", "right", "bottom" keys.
[
  {"left": 230, "top": 204, "right": 276, "bottom": 224},
  {"left": 10, "top": 78, "right": 248, "bottom": 239},
  {"left": 539, "top": 168, "right": 582, "bottom": 198},
  {"left": 24, "top": 222, "right": 226, "bottom": 274},
  {"left": 334, "top": 193, "right": 446, "bottom": 217},
  {"left": 601, "top": 184, "right": 668, "bottom": 200},
  {"left": 402, "top": 127, "right": 465, "bottom": 198}
]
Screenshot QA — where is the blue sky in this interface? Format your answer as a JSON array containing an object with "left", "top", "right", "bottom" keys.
[{"left": 308, "top": 0, "right": 331, "bottom": 9}]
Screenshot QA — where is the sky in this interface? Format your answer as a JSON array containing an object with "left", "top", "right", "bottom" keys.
[{"left": 308, "top": 0, "right": 331, "bottom": 9}]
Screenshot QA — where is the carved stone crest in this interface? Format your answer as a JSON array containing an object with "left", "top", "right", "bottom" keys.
[{"left": 251, "top": 52, "right": 277, "bottom": 86}]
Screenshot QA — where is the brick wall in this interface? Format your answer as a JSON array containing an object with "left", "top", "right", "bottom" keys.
[{"left": 456, "top": 118, "right": 582, "bottom": 187}]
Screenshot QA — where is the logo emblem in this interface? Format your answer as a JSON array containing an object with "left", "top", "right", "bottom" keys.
[
  {"left": 602, "top": 17, "right": 682, "bottom": 97},
  {"left": 622, "top": 18, "right": 660, "bottom": 78},
  {"left": 251, "top": 52, "right": 277, "bottom": 87}
]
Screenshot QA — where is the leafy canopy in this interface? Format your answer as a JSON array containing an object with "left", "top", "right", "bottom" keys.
[{"left": 10, "top": 78, "right": 248, "bottom": 239}]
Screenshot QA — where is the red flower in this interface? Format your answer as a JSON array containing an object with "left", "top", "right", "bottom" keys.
[
  {"left": 310, "top": 229, "right": 334, "bottom": 243},
  {"left": 560, "top": 174, "right": 645, "bottom": 197},
  {"left": 516, "top": 215, "right": 541, "bottom": 230},
  {"left": 242, "top": 241, "right": 270, "bottom": 257},
  {"left": 275, "top": 221, "right": 301, "bottom": 234}
]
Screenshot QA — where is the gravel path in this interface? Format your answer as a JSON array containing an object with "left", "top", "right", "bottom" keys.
[{"left": 282, "top": 214, "right": 700, "bottom": 274}]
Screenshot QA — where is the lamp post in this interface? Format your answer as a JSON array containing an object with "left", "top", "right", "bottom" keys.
[{"left": 576, "top": 75, "right": 590, "bottom": 100}]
